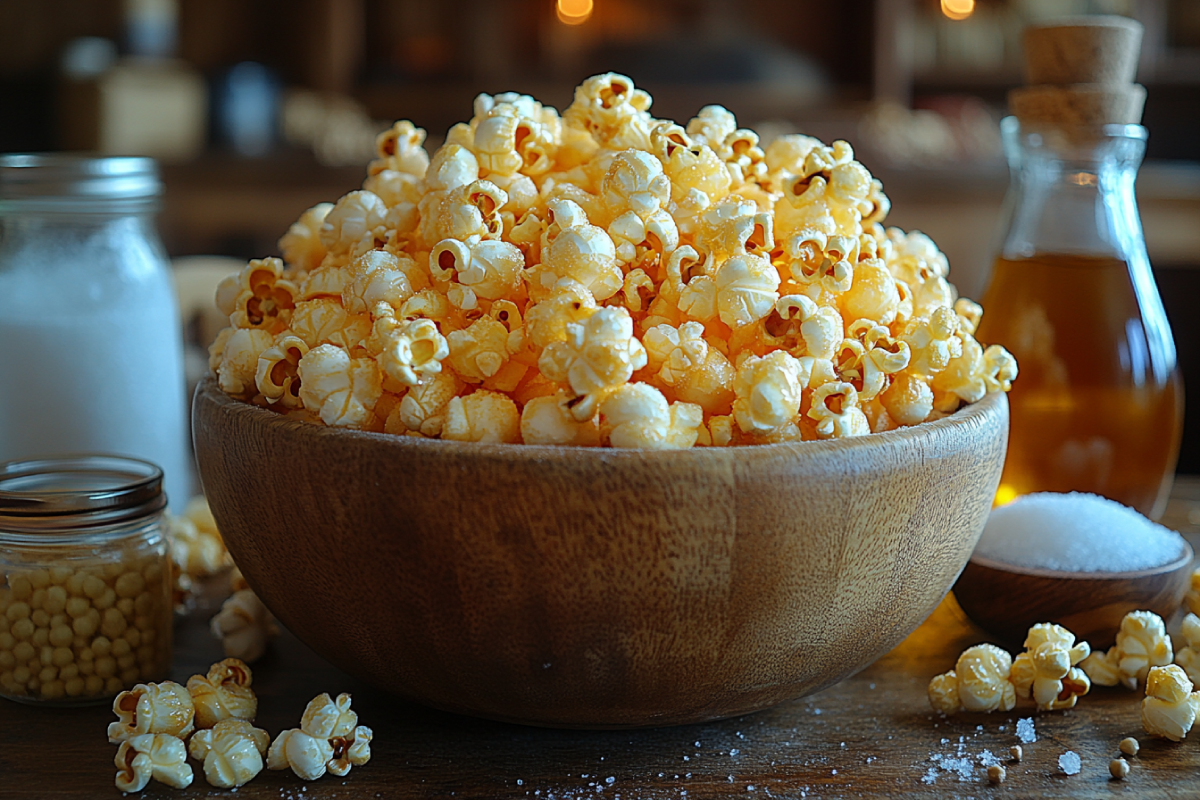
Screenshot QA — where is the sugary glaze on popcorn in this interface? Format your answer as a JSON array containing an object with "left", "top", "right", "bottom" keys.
[{"left": 210, "top": 74, "right": 1016, "bottom": 447}]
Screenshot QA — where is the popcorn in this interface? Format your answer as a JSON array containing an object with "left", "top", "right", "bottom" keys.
[
  {"left": 927, "top": 643, "right": 1016, "bottom": 715},
  {"left": 107, "top": 681, "right": 195, "bottom": 742},
  {"left": 1082, "top": 610, "right": 1173, "bottom": 690},
  {"left": 187, "top": 658, "right": 258, "bottom": 730},
  {"left": 1142, "top": 665, "right": 1200, "bottom": 741},
  {"left": 268, "top": 693, "right": 373, "bottom": 781},
  {"left": 1186, "top": 567, "right": 1200, "bottom": 617},
  {"left": 114, "top": 733, "right": 193, "bottom": 792},
  {"left": 188, "top": 718, "right": 270, "bottom": 788},
  {"left": 211, "top": 73, "right": 1015, "bottom": 446},
  {"left": 1010, "top": 623, "right": 1091, "bottom": 711},
  {"left": 211, "top": 589, "right": 279, "bottom": 664},
  {"left": 165, "top": 496, "right": 228, "bottom": 577},
  {"left": 1182, "top": 613, "right": 1200, "bottom": 685}
]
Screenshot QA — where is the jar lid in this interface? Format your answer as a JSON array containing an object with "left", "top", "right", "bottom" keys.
[
  {"left": 0, "top": 154, "right": 161, "bottom": 207},
  {"left": 0, "top": 455, "right": 167, "bottom": 531}
]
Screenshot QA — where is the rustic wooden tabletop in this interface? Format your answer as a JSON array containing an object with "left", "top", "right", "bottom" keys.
[{"left": 5, "top": 483, "right": 1200, "bottom": 800}]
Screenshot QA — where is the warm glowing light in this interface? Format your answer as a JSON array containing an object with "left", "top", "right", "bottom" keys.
[
  {"left": 993, "top": 484, "right": 1019, "bottom": 507},
  {"left": 941, "top": 0, "right": 975, "bottom": 20},
  {"left": 557, "top": 0, "right": 593, "bottom": 25}
]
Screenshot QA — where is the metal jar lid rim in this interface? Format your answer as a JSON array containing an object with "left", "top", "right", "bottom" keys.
[
  {"left": 0, "top": 154, "right": 161, "bottom": 205},
  {"left": 0, "top": 454, "right": 167, "bottom": 531}
]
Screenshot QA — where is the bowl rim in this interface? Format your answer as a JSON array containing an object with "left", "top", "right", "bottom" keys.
[
  {"left": 967, "top": 539, "right": 1195, "bottom": 581},
  {"left": 194, "top": 374, "right": 1007, "bottom": 462}
]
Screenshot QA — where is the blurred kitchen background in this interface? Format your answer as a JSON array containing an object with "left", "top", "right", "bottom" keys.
[{"left": 1, "top": 0, "right": 1199, "bottom": 472}]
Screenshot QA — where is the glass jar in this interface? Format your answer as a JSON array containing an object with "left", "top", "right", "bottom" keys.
[
  {"left": 0, "top": 455, "right": 173, "bottom": 705},
  {"left": 0, "top": 155, "right": 191, "bottom": 509},
  {"left": 977, "top": 118, "right": 1183, "bottom": 518}
]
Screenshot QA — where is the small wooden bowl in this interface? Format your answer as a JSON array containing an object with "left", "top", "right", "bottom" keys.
[
  {"left": 193, "top": 377, "right": 1008, "bottom": 728},
  {"left": 954, "top": 546, "right": 1194, "bottom": 650}
]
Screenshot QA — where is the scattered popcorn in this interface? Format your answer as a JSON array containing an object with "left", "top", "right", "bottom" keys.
[
  {"left": 1009, "top": 745, "right": 1023, "bottom": 762},
  {"left": 268, "top": 693, "right": 372, "bottom": 781},
  {"left": 1187, "top": 567, "right": 1200, "bottom": 617},
  {"left": 1119, "top": 736, "right": 1139, "bottom": 757},
  {"left": 210, "top": 589, "right": 279, "bottom": 663},
  {"left": 188, "top": 718, "right": 270, "bottom": 789},
  {"left": 164, "top": 496, "right": 228, "bottom": 577},
  {"left": 1110, "top": 757, "right": 1130, "bottom": 780},
  {"left": 1142, "top": 664, "right": 1200, "bottom": 741},
  {"left": 209, "top": 74, "right": 1015, "bottom": 446},
  {"left": 1058, "top": 750, "right": 1082, "bottom": 775},
  {"left": 107, "top": 681, "right": 195, "bottom": 743},
  {"left": 1082, "top": 610, "right": 1173, "bottom": 690},
  {"left": 187, "top": 658, "right": 258, "bottom": 730},
  {"left": 114, "top": 733, "right": 193, "bottom": 792},
  {"left": 1176, "top": 613, "right": 1200, "bottom": 684},
  {"left": 927, "top": 643, "right": 1016, "bottom": 714},
  {"left": 987, "top": 764, "right": 1005, "bottom": 784},
  {"left": 1010, "top": 623, "right": 1091, "bottom": 711}
]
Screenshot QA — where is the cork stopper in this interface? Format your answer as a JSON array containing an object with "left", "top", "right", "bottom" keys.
[{"left": 1009, "top": 15, "right": 1145, "bottom": 128}]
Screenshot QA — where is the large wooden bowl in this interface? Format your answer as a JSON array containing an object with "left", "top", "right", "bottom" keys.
[{"left": 193, "top": 376, "right": 1008, "bottom": 728}]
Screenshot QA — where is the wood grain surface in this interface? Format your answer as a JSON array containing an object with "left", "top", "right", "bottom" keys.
[
  {"left": 954, "top": 550, "right": 1194, "bottom": 650},
  {"left": 3, "top": 578, "right": 1200, "bottom": 799},
  {"left": 191, "top": 377, "right": 1007, "bottom": 728}
]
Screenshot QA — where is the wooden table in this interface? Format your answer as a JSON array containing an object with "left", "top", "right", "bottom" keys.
[{"left": 6, "top": 486, "right": 1200, "bottom": 800}]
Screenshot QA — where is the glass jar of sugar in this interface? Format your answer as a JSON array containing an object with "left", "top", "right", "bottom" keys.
[
  {"left": 0, "top": 455, "right": 174, "bottom": 705},
  {"left": 0, "top": 155, "right": 190, "bottom": 509}
]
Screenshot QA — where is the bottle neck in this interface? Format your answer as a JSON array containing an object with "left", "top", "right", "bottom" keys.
[{"left": 999, "top": 117, "right": 1147, "bottom": 264}]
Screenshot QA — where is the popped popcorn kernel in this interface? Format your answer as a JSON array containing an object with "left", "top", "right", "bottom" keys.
[
  {"left": 188, "top": 718, "right": 270, "bottom": 788},
  {"left": 1082, "top": 610, "right": 1173, "bottom": 690},
  {"left": 115, "top": 733, "right": 193, "bottom": 792},
  {"left": 1010, "top": 622, "right": 1091, "bottom": 711},
  {"left": 268, "top": 692, "right": 372, "bottom": 781},
  {"left": 210, "top": 72, "right": 1014, "bottom": 446},
  {"left": 1176, "top": 613, "right": 1200, "bottom": 684},
  {"left": 187, "top": 658, "right": 257, "bottom": 730},
  {"left": 927, "top": 643, "right": 1016, "bottom": 715},
  {"left": 1142, "top": 664, "right": 1200, "bottom": 741},
  {"left": 107, "top": 680, "right": 195, "bottom": 743}
]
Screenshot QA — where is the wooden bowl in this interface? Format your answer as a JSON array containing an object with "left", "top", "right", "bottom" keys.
[
  {"left": 192, "top": 376, "right": 1008, "bottom": 728},
  {"left": 954, "top": 546, "right": 1194, "bottom": 651}
]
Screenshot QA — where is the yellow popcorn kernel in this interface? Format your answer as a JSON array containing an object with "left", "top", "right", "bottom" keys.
[
  {"left": 431, "top": 236, "right": 524, "bottom": 307},
  {"left": 714, "top": 253, "right": 780, "bottom": 329},
  {"left": 686, "top": 105, "right": 739, "bottom": 155},
  {"left": 832, "top": 338, "right": 885, "bottom": 402},
  {"left": 302, "top": 692, "right": 358, "bottom": 739},
  {"left": 447, "top": 317, "right": 512, "bottom": 384},
  {"left": 319, "top": 190, "right": 388, "bottom": 257},
  {"left": 732, "top": 350, "right": 805, "bottom": 435},
  {"left": 217, "top": 328, "right": 275, "bottom": 397},
  {"left": 211, "top": 589, "right": 278, "bottom": 664},
  {"left": 187, "top": 658, "right": 257, "bottom": 730},
  {"left": 880, "top": 371, "right": 934, "bottom": 427},
  {"left": 1010, "top": 623, "right": 1092, "bottom": 711},
  {"left": 1143, "top": 665, "right": 1200, "bottom": 741},
  {"left": 371, "top": 316, "right": 449, "bottom": 388},
  {"left": 1082, "top": 610, "right": 1174, "bottom": 690},
  {"left": 255, "top": 333, "right": 309, "bottom": 408},
  {"left": 620, "top": 268, "right": 657, "bottom": 314},
  {"left": 695, "top": 199, "right": 774, "bottom": 267},
  {"left": 108, "top": 681, "right": 196, "bottom": 743},
  {"left": 397, "top": 371, "right": 463, "bottom": 436},
  {"left": 839, "top": 257, "right": 900, "bottom": 327},
  {"left": 369, "top": 120, "right": 429, "bottom": 178},
  {"left": 723, "top": 128, "right": 767, "bottom": 184},
  {"left": 398, "top": 289, "right": 454, "bottom": 325},
  {"left": 472, "top": 110, "right": 528, "bottom": 177},
  {"left": 364, "top": 167, "right": 422, "bottom": 211},
  {"left": 267, "top": 728, "right": 334, "bottom": 781},
  {"left": 563, "top": 73, "right": 653, "bottom": 144},
  {"left": 424, "top": 142, "right": 480, "bottom": 192},
  {"left": 296, "top": 344, "right": 383, "bottom": 428},
  {"left": 538, "top": 306, "right": 648, "bottom": 420},
  {"left": 289, "top": 298, "right": 371, "bottom": 350},
  {"left": 643, "top": 323, "right": 736, "bottom": 416},
  {"left": 279, "top": 203, "right": 333, "bottom": 275},
  {"left": 927, "top": 643, "right": 1016, "bottom": 715},
  {"left": 983, "top": 344, "right": 1018, "bottom": 393},
  {"left": 542, "top": 211, "right": 623, "bottom": 304},
  {"left": 166, "top": 510, "right": 227, "bottom": 578},
  {"left": 931, "top": 332, "right": 987, "bottom": 411},
  {"left": 443, "top": 389, "right": 521, "bottom": 443},
  {"left": 885, "top": 231, "right": 954, "bottom": 319},
  {"left": 188, "top": 718, "right": 270, "bottom": 789},
  {"left": 298, "top": 264, "right": 348, "bottom": 300},
  {"left": 215, "top": 257, "right": 298, "bottom": 334},
  {"left": 1175, "top": 613, "right": 1200, "bottom": 684},
  {"left": 521, "top": 279, "right": 597, "bottom": 353},
  {"left": 702, "top": 414, "right": 735, "bottom": 446},
  {"left": 780, "top": 229, "right": 854, "bottom": 298},
  {"left": 598, "top": 383, "right": 701, "bottom": 449},
  {"left": 520, "top": 393, "right": 601, "bottom": 446},
  {"left": 341, "top": 250, "right": 414, "bottom": 315},
  {"left": 808, "top": 381, "right": 871, "bottom": 439},
  {"left": 328, "top": 724, "right": 373, "bottom": 777},
  {"left": 268, "top": 692, "right": 372, "bottom": 781},
  {"left": 901, "top": 307, "right": 963, "bottom": 376},
  {"left": 1187, "top": 567, "right": 1200, "bottom": 617},
  {"left": 762, "top": 294, "right": 841, "bottom": 361},
  {"left": 115, "top": 733, "right": 193, "bottom": 792},
  {"left": 603, "top": 150, "right": 671, "bottom": 221},
  {"left": 763, "top": 133, "right": 823, "bottom": 176}
]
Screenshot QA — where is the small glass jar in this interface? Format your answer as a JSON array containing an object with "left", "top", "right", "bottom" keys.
[{"left": 0, "top": 455, "right": 173, "bottom": 706}]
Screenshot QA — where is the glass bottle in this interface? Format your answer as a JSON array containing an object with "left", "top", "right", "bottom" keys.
[
  {"left": 0, "top": 455, "right": 173, "bottom": 706},
  {"left": 0, "top": 155, "right": 191, "bottom": 509},
  {"left": 977, "top": 118, "right": 1182, "bottom": 519}
]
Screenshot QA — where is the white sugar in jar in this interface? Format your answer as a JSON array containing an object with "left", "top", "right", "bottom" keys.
[{"left": 0, "top": 156, "right": 190, "bottom": 508}]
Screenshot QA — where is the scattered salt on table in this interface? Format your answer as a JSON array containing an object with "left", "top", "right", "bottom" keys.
[
  {"left": 1016, "top": 718, "right": 1037, "bottom": 744},
  {"left": 975, "top": 492, "right": 1186, "bottom": 572},
  {"left": 1059, "top": 751, "right": 1081, "bottom": 775}
]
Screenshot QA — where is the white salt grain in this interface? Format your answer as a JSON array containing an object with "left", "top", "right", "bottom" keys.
[
  {"left": 975, "top": 493, "right": 1186, "bottom": 572},
  {"left": 1059, "top": 751, "right": 1081, "bottom": 775},
  {"left": 1016, "top": 718, "right": 1037, "bottom": 744}
]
